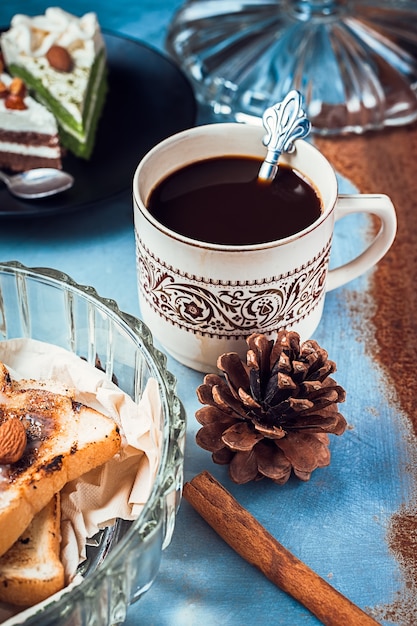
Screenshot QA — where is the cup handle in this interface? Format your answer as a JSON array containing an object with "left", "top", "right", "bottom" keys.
[{"left": 326, "top": 194, "right": 397, "bottom": 292}]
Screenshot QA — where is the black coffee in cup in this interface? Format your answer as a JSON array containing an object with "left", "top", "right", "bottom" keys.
[{"left": 147, "top": 156, "right": 322, "bottom": 245}]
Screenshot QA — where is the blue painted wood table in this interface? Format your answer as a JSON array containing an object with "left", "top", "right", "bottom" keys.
[{"left": 0, "top": 2, "right": 415, "bottom": 625}]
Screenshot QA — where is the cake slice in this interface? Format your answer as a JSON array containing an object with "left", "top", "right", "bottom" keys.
[
  {"left": 0, "top": 494, "right": 64, "bottom": 607},
  {"left": 1, "top": 8, "right": 108, "bottom": 159},
  {"left": 0, "top": 70, "right": 62, "bottom": 172},
  {"left": 0, "top": 362, "right": 121, "bottom": 558}
]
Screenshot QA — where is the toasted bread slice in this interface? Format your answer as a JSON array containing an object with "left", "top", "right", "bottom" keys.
[
  {"left": 0, "top": 362, "right": 121, "bottom": 557},
  {"left": 0, "top": 494, "right": 64, "bottom": 607}
]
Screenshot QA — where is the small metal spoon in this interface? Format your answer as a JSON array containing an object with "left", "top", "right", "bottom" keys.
[
  {"left": 258, "top": 90, "right": 311, "bottom": 183},
  {"left": 0, "top": 168, "right": 74, "bottom": 199}
]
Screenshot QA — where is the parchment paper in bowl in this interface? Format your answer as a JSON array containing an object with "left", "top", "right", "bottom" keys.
[{"left": 0, "top": 337, "right": 162, "bottom": 622}]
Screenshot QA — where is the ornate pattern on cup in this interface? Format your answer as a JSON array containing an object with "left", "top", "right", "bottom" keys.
[{"left": 137, "top": 235, "right": 332, "bottom": 339}]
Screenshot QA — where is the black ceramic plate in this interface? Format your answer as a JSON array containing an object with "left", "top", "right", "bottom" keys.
[{"left": 0, "top": 32, "right": 196, "bottom": 217}]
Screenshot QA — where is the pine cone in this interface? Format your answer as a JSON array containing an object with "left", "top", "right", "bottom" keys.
[{"left": 195, "top": 330, "right": 347, "bottom": 485}]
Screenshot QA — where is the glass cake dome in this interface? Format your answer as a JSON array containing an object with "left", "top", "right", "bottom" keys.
[{"left": 166, "top": 0, "right": 417, "bottom": 134}]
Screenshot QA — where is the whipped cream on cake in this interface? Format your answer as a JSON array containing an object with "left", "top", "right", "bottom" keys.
[
  {"left": 0, "top": 72, "right": 62, "bottom": 172},
  {"left": 1, "top": 8, "right": 107, "bottom": 159}
]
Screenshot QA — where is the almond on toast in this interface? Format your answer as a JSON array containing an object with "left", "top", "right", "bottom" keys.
[
  {"left": 0, "top": 494, "right": 64, "bottom": 607},
  {"left": 0, "top": 362, "right": 121, "bottom": 558}
]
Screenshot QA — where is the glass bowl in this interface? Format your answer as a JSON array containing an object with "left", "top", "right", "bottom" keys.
[
  {"left": 0, "top": 260, "right": 186, "bottom": 626},
  {"left": 166, "top": 0, "right": 417, "bottom": 134}
]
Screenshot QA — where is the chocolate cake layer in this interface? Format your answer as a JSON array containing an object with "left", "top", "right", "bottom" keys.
[
  {"left": 0, "top": 129, "right": 60, "bottom": 148},
  {"left": 0, "top": 152, "right": 62, "bottom": 172}
]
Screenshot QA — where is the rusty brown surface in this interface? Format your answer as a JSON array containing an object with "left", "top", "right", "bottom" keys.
[
  {"left": 316, "top": 122, "right": 417, "bottom": 625},
  {"left": 316, "top": 122, "right": 417, "bottom": 426}
]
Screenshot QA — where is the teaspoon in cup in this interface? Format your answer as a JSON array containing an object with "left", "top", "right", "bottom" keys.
[
  {"left": 258, "top": 90, "right": 311, "bottom": 183},
  {"left": 0, "top": 168, "right": 74, "bottom": 199}
]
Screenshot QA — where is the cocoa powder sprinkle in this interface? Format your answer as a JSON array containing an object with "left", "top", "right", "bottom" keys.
[{"left": 316, "top": 121, "right": 417, "bottom": 625}]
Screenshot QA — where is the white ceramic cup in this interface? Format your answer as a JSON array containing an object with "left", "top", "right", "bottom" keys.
[{"left": 133, "top": 123, "right": 397, "bottom": 373}]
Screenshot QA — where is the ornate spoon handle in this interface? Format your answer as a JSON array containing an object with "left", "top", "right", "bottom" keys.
[{"left": 258, "top": 90, "right": 311, "bottom": 182}]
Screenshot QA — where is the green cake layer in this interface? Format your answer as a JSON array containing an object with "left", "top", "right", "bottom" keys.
[
  {"left": 9, "top": 49, "right": 107, "bottom": 159},
  {"left": 58, "top": 71, "right": 108, "bottom": 159}
]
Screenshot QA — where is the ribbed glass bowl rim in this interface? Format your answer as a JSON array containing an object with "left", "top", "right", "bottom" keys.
[{"left": 0, "top": 259, "right": 185, "bottom": 615}]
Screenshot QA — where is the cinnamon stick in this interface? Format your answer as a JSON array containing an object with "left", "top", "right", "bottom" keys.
[{"left": 183, "top": 471, "right": 380, "bottom": 626}]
